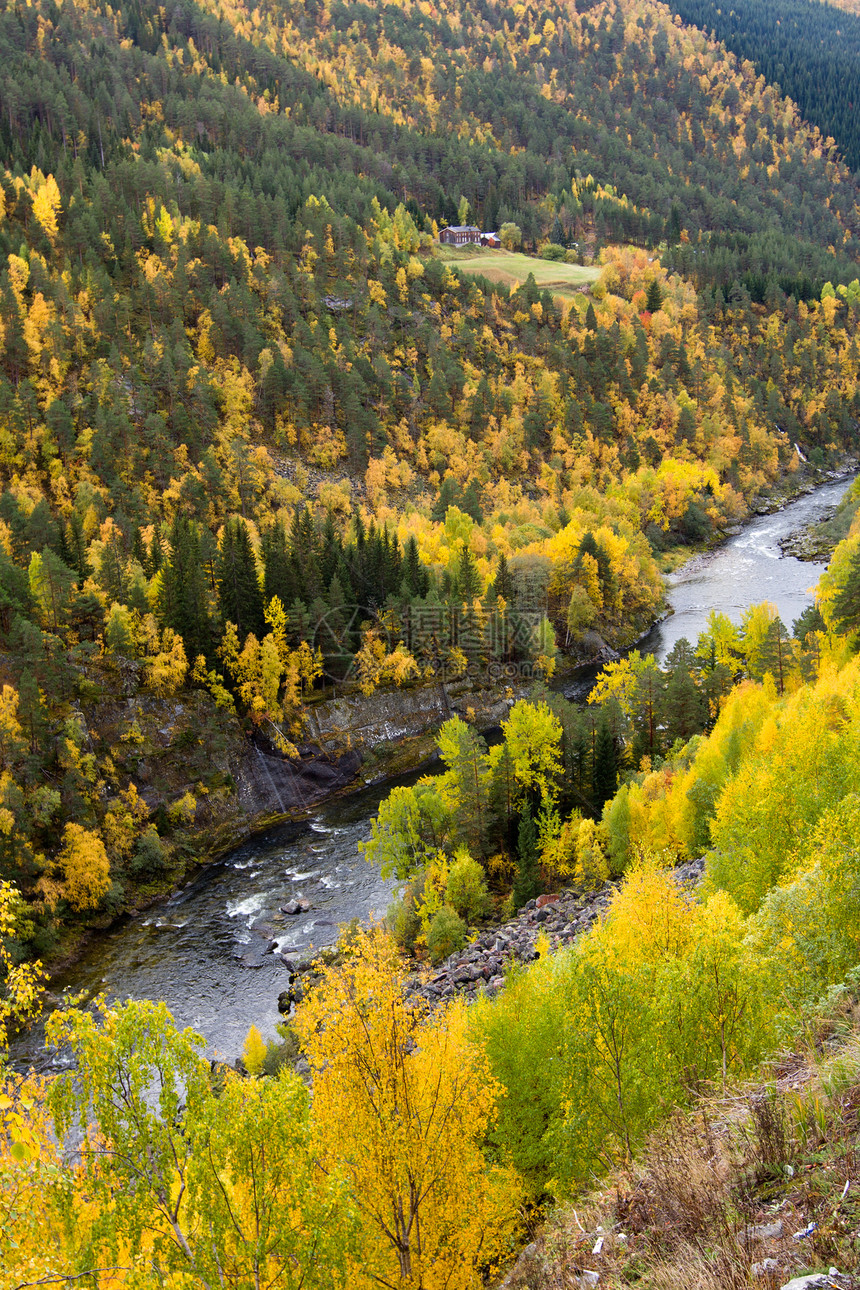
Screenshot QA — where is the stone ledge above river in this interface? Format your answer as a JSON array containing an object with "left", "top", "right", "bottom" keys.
[{"left": 307, "top": 679, "right": 528, "bottom": 751}]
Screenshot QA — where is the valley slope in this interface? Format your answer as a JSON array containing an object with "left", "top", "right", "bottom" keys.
[{"left": 0, "top": 0, "right": 857, "bottom": 953}]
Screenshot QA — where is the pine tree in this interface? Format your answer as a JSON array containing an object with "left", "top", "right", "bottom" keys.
[{"left": 758, "top": 616, "right": 791, "bottom": 695}]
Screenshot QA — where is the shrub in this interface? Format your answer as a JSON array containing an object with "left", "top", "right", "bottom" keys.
[
  {"left": 130, "top": 825, "right": 167, "bottom": 876},
  {"left": 426, "top": 905, "right": 466, "bottom": 964},
  {"left": 574, "top": 818, "right": 609, "bottom": 888},
  {"left": 262, "top": 1022, "right": 300, "bottom": 1077},
  {"left": 445, "top": 850, "right": 490, "bottom": 922},
  {"left": 540, "top": 242, "right": 566, "bottom": 261},
  {"left": 242, "top": 1024, "right": 267, "bottom": 1075}
]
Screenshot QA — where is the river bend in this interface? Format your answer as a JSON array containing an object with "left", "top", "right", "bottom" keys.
[{"left": 17, "top": 474, "right": 854, "bottom": 1069}]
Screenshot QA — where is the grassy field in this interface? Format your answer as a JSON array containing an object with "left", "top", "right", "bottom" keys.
[{"left": 437, "top": 246, "right": 600, "bottom": 300}]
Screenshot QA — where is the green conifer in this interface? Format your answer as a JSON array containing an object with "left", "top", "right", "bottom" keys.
[
  {"left": 512, "top": 802, "right": 541, "bottom": 910},
  {"left": 217, "top": 518, "right": 264, "bottom": 640}
]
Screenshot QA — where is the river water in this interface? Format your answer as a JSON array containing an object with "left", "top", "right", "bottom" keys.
[
  {"left": 642, "top": 475, "right": 854, "bottom": 662},
  {"left": 21, "top": 780, "right": 409, "bottom": 1071},
  {"left": 17, "top": 475, "right": 854, "bottom": 1070}
]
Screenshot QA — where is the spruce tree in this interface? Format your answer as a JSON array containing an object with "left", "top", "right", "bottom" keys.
[
  {"left": 323, "top": 574, "right": 351, "bottom": 677},
  {"left": 512, "top": 802, "right": 541, "bottom": 909},
  {"left": 262, "top": 519, "right": 296, "bottom": 609},
  {"left": 438, "top": 718, "right": 490, "bottom": 858},
  {"left": 592, "top": 715, "right": 618, "bottom": 811},
  {"left": 97, "top": 529, "right": 128, "bottom": 605},
  {"left": 662, "top": 655, "right": 707, "bottom": 741},
  {"left": 830, "top": 546, "right": 860, "bottom": 635},
  {"left": 488, "top": 741, "right": 516, "bottom": 847},
  {"left": 320, "top": 511, "right": 341, "bottom": 589},
  {"left": 217, "top": 517, "right": 265, "bottom": 640},
  {"left": 645, "top": 279, "right": 663, "bottom": 313},
  {"left": 132, "top": 527, "right": 149, "bottom": 575},
  {"left": 158, "top": 516, "right": 213, "bottom": 662},
  {"left": 290, "top": 507, "right": 322, "bottom": 603},
  {"left": 148, "top": 526, "right": 163, "bottom": 575},
  {"left": 403, "top": 536, "right": 429, "bottom": 598},
  {"left": 67, "top": 512, "right": 90, "bottom": 587},
  {"left": 491, "top": 553, "right": 513, "bottom": 603},
  {"left": 461, "top": 480, "right": 484, "bottom": 523},
  {"left": 457, "top": 546, "right": 481, "bottom": 603}
]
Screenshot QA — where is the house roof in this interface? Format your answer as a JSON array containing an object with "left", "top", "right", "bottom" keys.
[{"left": 445, "top": 225, "right": 481, "bottom": 233}]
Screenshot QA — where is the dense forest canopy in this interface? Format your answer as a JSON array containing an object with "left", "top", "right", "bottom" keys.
[
  {"left": 0, "top": 0, "right": 857, "bottom": 957},
  {"left": 672, "top": 0, "right": 860, "bottom": 172}
]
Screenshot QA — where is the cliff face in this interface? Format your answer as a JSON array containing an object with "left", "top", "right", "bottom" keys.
[
  {"left": 233, "top": 744, "right": 361, "bottom": 825},
  {"left": 231, "top": 677, "right": 529, "bottom": 834},
  {"left": 100, "top": 677, "right": 528, "bottom": 885},
  {"left": 307, "top": 678, "right": 525, "bottom": 751}
]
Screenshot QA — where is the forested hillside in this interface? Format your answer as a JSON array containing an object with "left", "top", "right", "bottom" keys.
[
  {"left": 3, "top": 530, "right": 860, "bottom": 1288},
  {"left": 3, "top": 0, "right": 860, "bottom": 1282},
  {"left": 0, "top": 0, "right": 859, "bottom": 949},
  {"left": 673, "top": 0, "right": 860, "bottom": 171}
]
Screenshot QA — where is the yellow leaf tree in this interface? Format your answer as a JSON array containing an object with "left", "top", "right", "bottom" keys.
[
  {"left": 293, "top": 928, "right": 521, "bottom": 1289},
  {"left": 53, "top": 824, "right": 110, "bottom": 912},
  {"left": 46, "top": 999, "right": 355, "bottom": 1289}
]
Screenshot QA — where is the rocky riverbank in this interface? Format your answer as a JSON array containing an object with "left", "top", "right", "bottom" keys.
[
  {"left": 411, "top": 854, "right": 706, "bottom": 1007},
  {"left": 277, "top": 856, "right": 707, "bottom": 1015},
  {"left": 778, "top": 470, "right": 858, "bottom": 562}
]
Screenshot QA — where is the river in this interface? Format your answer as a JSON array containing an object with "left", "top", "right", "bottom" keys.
[
  {"left": 642, "top": 474, "right": 854, "bottom": 662},
  {"left": 21, "top": 778, "right": 413, "bottom": 1072},
  {"left": 16, "top": 474, "right": 854, "bottom": 1070}
]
